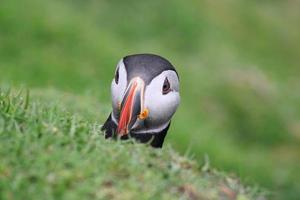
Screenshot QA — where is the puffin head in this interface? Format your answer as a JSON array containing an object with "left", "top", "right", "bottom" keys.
[{"left": 104, "top": 54, "right": 180, "bottom": 147}]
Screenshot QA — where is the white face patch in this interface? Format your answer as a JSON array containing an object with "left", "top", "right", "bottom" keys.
[
  {"left": 135, "top": 70, "right": 180, "bottom": 133},
  {"left": 111, "top": 59, "right": 127, "bottom": 123}
]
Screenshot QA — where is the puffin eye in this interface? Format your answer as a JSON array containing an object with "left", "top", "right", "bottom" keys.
[
  {"left": 115, "top": 68, "right": 119, "bottom": 84},
  {"left": 162, "top": 77, "right": 171, "bottom": 95}
]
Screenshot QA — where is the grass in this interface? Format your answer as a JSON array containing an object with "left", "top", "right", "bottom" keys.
[
  {"left": 0, "top": 0, "right": 300, "bottom": 199},
  {"left": 0, "top": 89, "right": 265, "bottom": 200}
]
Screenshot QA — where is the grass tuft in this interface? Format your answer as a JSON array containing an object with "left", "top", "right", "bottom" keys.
[{"left": 0, "top": 88, "right": 266, "bottom": 200}]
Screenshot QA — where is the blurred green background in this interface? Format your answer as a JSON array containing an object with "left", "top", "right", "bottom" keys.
[{"left": 1, "top": 0, "right": 299, "bottom": 199}]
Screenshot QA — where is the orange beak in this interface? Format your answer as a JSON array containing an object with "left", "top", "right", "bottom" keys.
[{"left": 117, "top": 77, "right": 148, "bottom": 136}]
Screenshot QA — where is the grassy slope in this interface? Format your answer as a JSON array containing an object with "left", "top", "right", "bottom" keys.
[
  {"left": 0, "top": 0, "right": 300, "bottom": 199},
  {"left": 0, "top": 89, "right": 265, "bottom": 200}
]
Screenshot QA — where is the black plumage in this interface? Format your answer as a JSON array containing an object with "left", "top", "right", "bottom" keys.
[
  {"left": 101, "top": 114, "right": 170, "bottom": 148},
  {"left": 123, "top": 54, "right": 178, "bottom": 84}
]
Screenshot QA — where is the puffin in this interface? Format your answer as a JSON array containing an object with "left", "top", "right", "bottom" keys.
[{"left": 101, "top": 54, "right": 180, "bottom": 148}]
